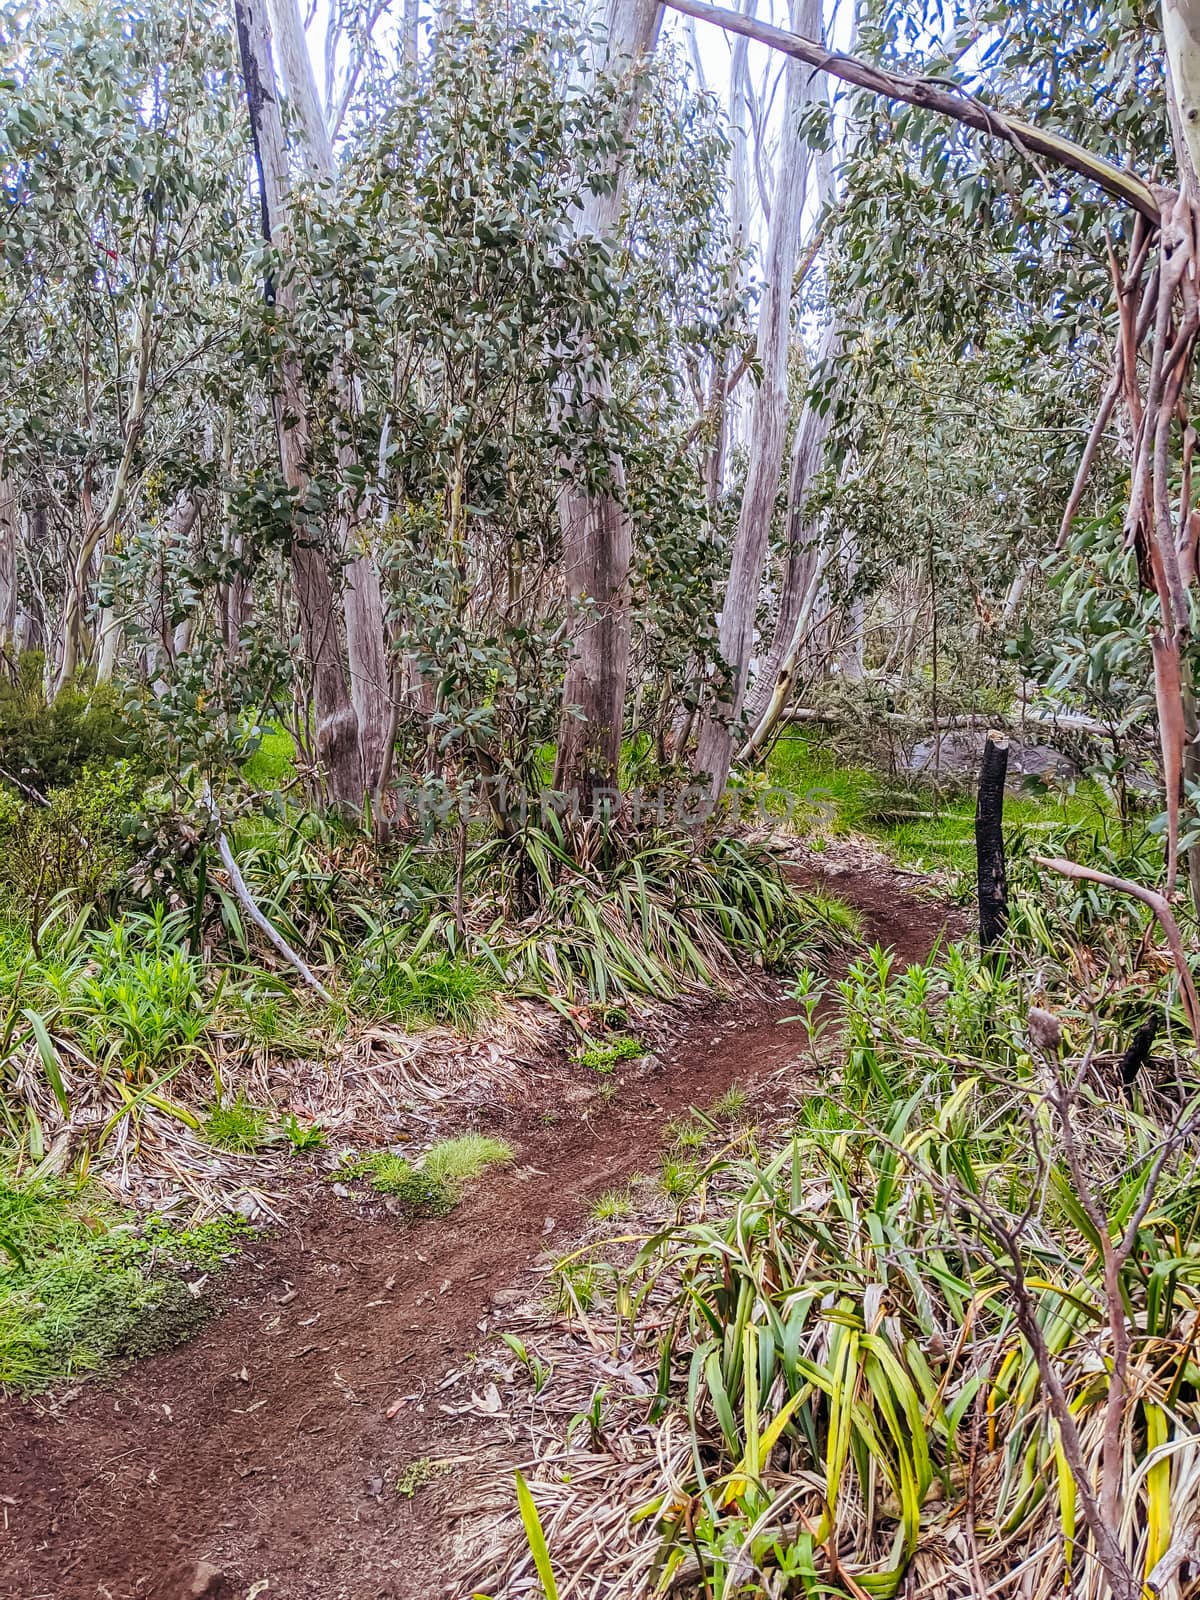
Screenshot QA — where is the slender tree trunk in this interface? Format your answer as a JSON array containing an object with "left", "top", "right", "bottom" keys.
[
  {"left": 267, "top": 0, "right": 391, "bottom": 796},
  {"left": 744, "top": 318, "right": 839, "bottom": 724},
  {"left": 0, "top": 458, "right": 17, "bottom": 656},
  {"left": 553, "top": 0, "right": 662, "bottom": 811},
  {"left": 234, "top": 0, "right": 363, "bottom": 812},
  {"left": 695, "top": 0, "right": 820, "bottom": 802},
  {"left": 739, "top": 539, "right": 831, "bottom": 761},
  {"left": 57, "top": 298, "right": 153, "bottom": 693},
  {"left": 976, "top": 731, "right": 1009, "bottom": 956}
]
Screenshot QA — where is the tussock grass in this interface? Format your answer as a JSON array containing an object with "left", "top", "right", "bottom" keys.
[
  {"left": 203, "top": 1091, "right": 269, "bottom": 1154},
  {"left": 463, "top": 940, "right": 1200, "bottom": 1600},
  {"left": 351, "top": 951, "right": 498, "bottom": 1032},
  {"left": 422, "top": 1133, "right": 513, "bottom": 1191},
  {"left": 335, "top": 1133, "right": 512, "bottom": 1217},
  {"left": 589, "top": 1188, "right": 633, "bottom": 1222}
]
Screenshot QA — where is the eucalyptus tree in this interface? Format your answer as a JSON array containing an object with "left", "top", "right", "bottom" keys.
[
  {"left": 693, "top": 0, "right": 825, "bottom": 801},
  {"left": 0, "top": 0, "right": 248, "bottom": 697},
  {"left": 667, "top": 0, "right": 1200, "bottom": 921},
  {"left": 552, "top": 0, "right": 663, "bottom": 810},
  {"left": 234, "top": 0, "right": 366, "bottom": 810}
]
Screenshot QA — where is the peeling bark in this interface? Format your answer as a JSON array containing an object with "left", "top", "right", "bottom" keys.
[
  {"left": 234, "top": 0, "right": 364, "bottom": 812},
  {"left": 695, "top": 0, "right": 821, "bottom": 801},
  {"left": 553, "top": 0, "right": 662, "bottom": 810}
]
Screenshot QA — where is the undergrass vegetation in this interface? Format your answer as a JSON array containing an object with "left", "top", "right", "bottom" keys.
[
  {"left": 767, "top": 733, "right": 1118, "bottom": 884},
  {"left": 202, "top": 1091, "right": 270, "bottom": 1154},
  {"left": 575, "top": 1034, "right": 644, "bottom": 1073},
  {"left": 335, "top": 1133, "right": 513, "bottom": 1217},
  {"left": 422, "top": 1133, "right": 513, "bottom": 1191},
  {"left": 350, "top": 948, "right": 499, "bottom": 1031},
  {"left": 0, "top": 1174, "right": 245, "bottom": 1393},
  {"left": 478, "top": 890, "right": 1200, "bottom": 1600}
]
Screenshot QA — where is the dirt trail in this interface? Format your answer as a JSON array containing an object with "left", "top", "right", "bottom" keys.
[{"left": 0, "top": 863, "right": 954, "bottom": 1600}]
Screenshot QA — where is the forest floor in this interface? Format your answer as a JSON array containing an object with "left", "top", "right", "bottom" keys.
[{"left": 0, "top": 852, "right": 958, "bottom": 1600}]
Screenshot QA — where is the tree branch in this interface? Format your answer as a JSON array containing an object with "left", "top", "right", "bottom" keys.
[{"left": 662, "top": 0, "right": 1160, "bottom": 224}]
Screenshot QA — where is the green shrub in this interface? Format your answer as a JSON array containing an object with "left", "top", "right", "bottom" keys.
[
  {"left": 0, "top": 761, "right": 143, "bottom": 919},
  {"left": 0, "top": 654, "right": 135, "bottom": 793}
]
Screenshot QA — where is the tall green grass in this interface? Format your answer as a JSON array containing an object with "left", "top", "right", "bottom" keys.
[{"left": 767, "top": 733, "right": 1120, "bottom": 880}]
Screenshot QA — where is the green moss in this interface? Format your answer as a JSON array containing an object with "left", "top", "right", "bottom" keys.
[
  {"left": 576, "top": 1034, "right": 644, "bottom": 1073},
  {"left": 0, "top": 1177, "right": 246, "bottom": 1394},
  {"left": 396, "top": 1456, "right": 448, "bottom": 1498}
]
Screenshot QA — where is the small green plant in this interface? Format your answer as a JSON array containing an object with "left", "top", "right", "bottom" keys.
[
  {"left": 659, "top": 1157, "right": 699, "bottom": 1200},
  {"left": 334, "top": 1134, "right": 511, "bottom": 1214},
  {"left": 785, "top": 964, "right": 830, "bottom": 1062},
  {"left": 664, "top": 1115, "right": 707, "bottom": 1151},
  {"left": 499, "top": 1331, "right": 552, "bottom": 1394},
  {"left": 203, "top": 1092, "right": 269, "bottom": 1154},
  {"left": 576, "top": 1034, "right": 644, "bottom": 1073},
  {"left": 280, "top": 1113, "right": 326, "bottom": 1152},
  {"left": 554, "top": 1257, "right": 600, "bottom": 1315},
  {"left": 422, "top": 1133, "right": 513, "bottom": 1193},
  {"left": 514, "top": 1469, "right": 560, "bottom": 1600},
  {"left": 336, "top": 1151, "right": 454, "bottom": 1215},
  {"left": 395, "top": 1456, "right": 447, "bottom": 1498},
  {"left": 567, "top": 1387, "right": 610, "bottom": 1451},
  {"left": 710, "top": 1083, "right": 748, "bottom": 1123},
  {"left": 589, "top": 1188, "right": 633, "bottom": 1222}
]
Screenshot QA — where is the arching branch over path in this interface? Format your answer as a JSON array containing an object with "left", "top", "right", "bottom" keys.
[{"left": 663, "top": 0, "right": 1159, "bottom": 224}]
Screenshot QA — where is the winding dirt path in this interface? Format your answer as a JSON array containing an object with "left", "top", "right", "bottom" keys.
[{"left": 0, "top": 863, "right": 954, "bottom": 1600}]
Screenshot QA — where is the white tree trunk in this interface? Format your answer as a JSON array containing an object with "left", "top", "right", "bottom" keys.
[{"left": 694, "top": 0, "right": 821, "bottom": 800}]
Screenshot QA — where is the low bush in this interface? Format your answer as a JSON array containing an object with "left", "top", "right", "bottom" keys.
[
  {"left": 0, "top": 654, "right": 134, "bottom": 793},
  {"left": 0, "top": 1175, "right": 245, "bottom": 1393},
  {"left": 0, "top": 761, "right": 143, "bottom": 922}
]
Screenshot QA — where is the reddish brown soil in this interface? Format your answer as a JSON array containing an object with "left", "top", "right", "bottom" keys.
[{"left": 0, "top": 863, "right": 955, "bottom": 1600}]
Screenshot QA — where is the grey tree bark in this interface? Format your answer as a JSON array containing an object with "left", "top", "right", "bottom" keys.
[
  {"left": 0, "top": 457, "right": 17, "bottom": 657},
  {"left": 234, "top": 0, "right": 364, "bottom": 812},
  {"left": 265, "top": 0, "right": 392, "bottom": 798},
  {"left": 553, "top": 0, "right": 663, "bottom": 810},
  {"left": 694, "top": 0, "right": 821, "bottom": 801}
]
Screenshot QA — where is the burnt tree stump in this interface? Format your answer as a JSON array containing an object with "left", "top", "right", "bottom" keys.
[
  {"left": 1118, "top": 1015, "right": 1159, "bottom": 1098},
  {"left": 976, "top": 731, "right": 1009, "bottom": 956}
]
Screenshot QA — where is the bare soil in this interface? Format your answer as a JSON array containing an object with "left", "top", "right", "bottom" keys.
[{"left": 0, "top": 860, "right": 956, "bottom": 1600}]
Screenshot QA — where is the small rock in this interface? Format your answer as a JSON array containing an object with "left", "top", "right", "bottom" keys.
[{"left": 188, "top": 1559, "right": 225, "bottom": 1597}]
